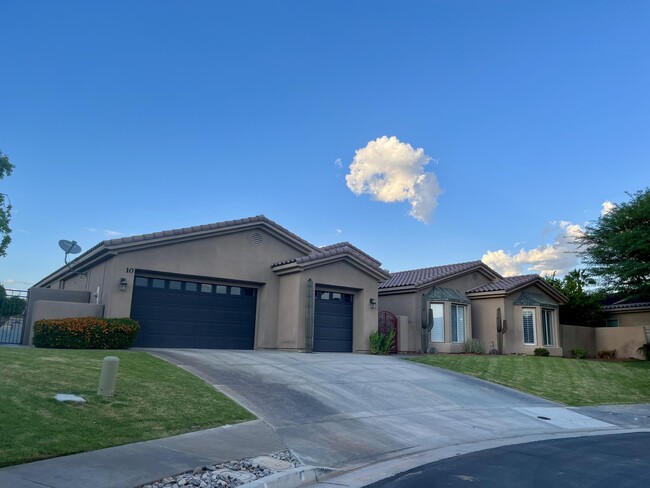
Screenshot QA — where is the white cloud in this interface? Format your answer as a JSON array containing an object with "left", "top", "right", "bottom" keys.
[
  {"left": 334, "top": 158, "right": 342, "bottom": 168},
  {"left": 335, "top": 229, "right": 342, "bottom": 235},
  {"left": 601, "top": 200, "right": 615, "bottom": 216},
  {"left": 85, "top": 227, "right": 123, "bottom": 238},
  {"left": 345, "top": 136, "right": 441, "bottom": 223},
  {"left": 482, "top": 221, "right": 583, "bottom": 277}
]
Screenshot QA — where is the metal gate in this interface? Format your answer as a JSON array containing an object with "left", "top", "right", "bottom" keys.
[
  {"left": 0, "top": 289, "right": 28, "bottom": 345},
  {"left": 378, "top": 310, "right": 399, "bottom": 354}
]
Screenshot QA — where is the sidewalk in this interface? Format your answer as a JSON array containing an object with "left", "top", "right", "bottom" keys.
[{"left": 0, "top": 420, "right": 286, "bottom": 488}]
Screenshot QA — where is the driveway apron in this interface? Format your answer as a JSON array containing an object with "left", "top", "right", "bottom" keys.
[{"left": 148, "top": 350, "right": 616, "bottom": 469}]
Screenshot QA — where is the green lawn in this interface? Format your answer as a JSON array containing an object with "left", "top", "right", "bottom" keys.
[
  {"left": 409, "top": 355, "right": 650, "bottom": 406},
  {"left": 0, "top": 348, "right": 254, "bottom": 467}
]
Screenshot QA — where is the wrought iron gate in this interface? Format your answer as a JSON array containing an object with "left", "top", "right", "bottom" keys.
[{"left": 0, "top": 289, "right": 27, "bottom": 345}]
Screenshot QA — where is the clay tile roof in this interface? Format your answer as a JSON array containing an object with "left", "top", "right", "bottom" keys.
[
  {"left": 70, "top": 215, "right": 318, "bottom": 267},
  {"left": 466, "top": 274, "right": 539, "bottom": 293},
  {"left": 379, "top": 261, "right": 487, "bottom": 289},
  {"left": 319, "top": 242, "right": 382, "bottom": 267},
  {"left": 603, "top": 301, "right": 650, "bottom": 311},
  {"left": 272, "top": 244, "right": 385, "bottom": 272}
]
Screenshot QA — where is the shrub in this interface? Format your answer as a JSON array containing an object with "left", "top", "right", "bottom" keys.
[
  {"left": 369, "top": 329, "right": 396, "bottom": 355},
  {"left": 460, "top": 338, "right": 485, "bottom": 354},
  {"left": 570, "top": 347, "right": 589, "bottom": 359},
  {"left": 596, "top": 349, "right": 617, "bottom": 359},
  {"left": 534, "top": 347, "right": 550, "bottom": 357},
  {"left": 33, "top": 317, "right": 139, "bottom": 349},
  {"left": 637, "top": 343, "right": 650, "bottom": 361}
]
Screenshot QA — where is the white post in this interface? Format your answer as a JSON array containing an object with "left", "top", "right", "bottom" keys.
[{"left": 98, "top": 356, "right": 120, "bottom": 396}]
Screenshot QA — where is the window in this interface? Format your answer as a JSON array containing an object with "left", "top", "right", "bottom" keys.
[
  {"left": 200, "top": 284, "right": 212, "bottom": 293},
  {"left": 522, "top": 308, "right": 536, "bottom": 345},
  {"left": 230, "top": 286, "right": 241, "bottom": 295},
  {"left": 215, "top": 285, "right": 228, "bottom": 294},
  {"left": 152, "top": 279, "right": 165, "bottom": 289},
  {"left": 451, "top": 304, "right": 466, "bottom": 343},
  {"left": 542, "top": 309, "right": 555, "bottom": 346},
  {"left": 185, "top": 282, "right": 198, "bottom": 292},
  {"left": 168, "top": 280, "right": 182, "bottom": 290},
  {"left": 134, "top": 277, "right": 148, "bottom": 287},
  {"left": 430, "top": 303, "right": 444, "bottom": 342},
  {"left": 606, "top": 318, "right": 619, "bottom": 328}
]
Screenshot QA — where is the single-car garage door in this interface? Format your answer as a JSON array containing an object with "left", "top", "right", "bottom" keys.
[
  {"left": 130, "top": 276, "right": 257, "bottom": 349},
  {"left": 313, "top": 290, "right": 353, "bottom": 352}
]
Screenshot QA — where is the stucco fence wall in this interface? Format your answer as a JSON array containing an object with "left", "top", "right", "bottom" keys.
[
  {"left": 560, "top": 324, "right": 649, "bottom": 360},
  {"left": 23, "top": 289, "right": 104, "bottom": 345}
]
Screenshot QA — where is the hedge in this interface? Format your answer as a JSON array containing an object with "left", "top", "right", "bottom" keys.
[{"left": 33, "top": 317, "right": 139, "bottom": 349}]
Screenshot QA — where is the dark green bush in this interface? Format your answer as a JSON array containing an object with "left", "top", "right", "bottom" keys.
[
  {"left": 33, "top": 317, "right": 139, "bottom": 349},
  {"left": 637, "top": 343, "right": 650, "bottom": 361},
  {"left": 369, "top": 329, "right": 396, "bottom": 354},
  {"left": 596, "top": 349, "right": 617, "bottom": 359},
  {"left": 570, "top": 347, "right": 589, "bottom": 359},
  {"left": 534, "top": 347, "right": 550, "bottom": 357}
]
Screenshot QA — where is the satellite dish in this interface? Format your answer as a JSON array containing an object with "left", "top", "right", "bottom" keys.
[{"left": 59, "top": 240, "right": 82, "bottom": 255}]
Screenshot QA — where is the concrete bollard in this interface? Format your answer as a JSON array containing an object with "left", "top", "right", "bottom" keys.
[{"left": 98, "top": 356, "right": 120, "bottom": 396}]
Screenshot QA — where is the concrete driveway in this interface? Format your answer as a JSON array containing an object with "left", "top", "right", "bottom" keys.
[{"left": 149, "top": 350, "right": 616, "bottom": 470}]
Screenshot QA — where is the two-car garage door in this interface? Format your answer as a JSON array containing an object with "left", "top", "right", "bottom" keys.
[{"left": 130, "top": 276, "right": 257, "bottom": 349}]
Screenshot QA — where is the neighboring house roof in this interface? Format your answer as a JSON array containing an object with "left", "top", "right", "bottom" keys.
[
  {"left": 34, "top": 215, "right": 321, "bottom": 288},
  {"left": 271, "top": 243, "right": 389, "bottom": 281},
  {"left": 603, "top": 301, "right": 650, "bottom": 312},
  {"left": 379, "top": 261, "right": 501, "bottom": 291},
  {"left": 466, "top": 274, "right": 568, "bottom": 304}
]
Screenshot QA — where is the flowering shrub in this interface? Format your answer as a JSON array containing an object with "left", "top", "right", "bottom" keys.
[{"left": 33, "top": 317, "right": 139, "bottom": 349}]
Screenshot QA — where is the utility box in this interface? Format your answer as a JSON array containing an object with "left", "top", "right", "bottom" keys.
[{"left": 98, "top": 356, "right": 120, "bottom": 396}]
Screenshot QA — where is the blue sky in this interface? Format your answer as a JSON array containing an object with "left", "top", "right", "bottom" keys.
[{"left": 1, "top": 1, "right": 649, "bottom": 289}]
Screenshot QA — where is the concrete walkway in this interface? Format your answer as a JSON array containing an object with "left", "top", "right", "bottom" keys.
[{"left": 2, "top": 350, "right": 648, "bottom": 488}]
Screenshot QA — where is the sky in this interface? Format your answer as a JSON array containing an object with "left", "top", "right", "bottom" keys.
[{"left": 1, "top": 0, "right": 649, "bottom": 289}]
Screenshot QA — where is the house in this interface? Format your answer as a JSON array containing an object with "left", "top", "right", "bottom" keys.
[
  {"left": 602, "top": 299, "right": 650, "bottom": 329},
  {"left": 28, "top": 216, "right": 389, "bottom": 352},
  {"left": 378, "top": 261, "right": 567, "bottom": 356}
]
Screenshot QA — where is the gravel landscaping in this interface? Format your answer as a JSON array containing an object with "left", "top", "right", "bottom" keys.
[{"left": 141, "top": 450, "right": 302, "bottom": 488}]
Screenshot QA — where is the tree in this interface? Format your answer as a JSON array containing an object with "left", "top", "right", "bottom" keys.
[
  {"left": 578, "top": 189, "right": 650, "bottom": 300},
  {"left": 0, "top": 284, "right": 27, "bottom": 317},
  {"left": 0, "top": 149, "right": 14, "bottom": 257},
  {"left": 544, "top": 270, "right": 605, "bottom": 327}
]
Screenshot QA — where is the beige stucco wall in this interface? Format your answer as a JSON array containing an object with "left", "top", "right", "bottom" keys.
[
  {"left": 560, "top": 324, "right": 647, "bottom": 360},
  {"left": 596, "top": 326, "right": 647, "bottom": 359},
  {"left": 506, "top": 284, "right": 562, "bottom": 356},
  {"left": 470, "top": 296, "right": 505, "bottom": 352},
  {"left": 276, "top": 260, "right": 381, "bottom": 352},
  {"left": 24, "top": 289, "right": 93, "bottom": 345},
  {"left": 606, "top": 310, "right": 650, "bottom": 328},
  {"left": 29, "top": 300, "right": 104, "bottom": 344},
  {"left": 559, "top": 324, "right": 597, "bottom": 357}
]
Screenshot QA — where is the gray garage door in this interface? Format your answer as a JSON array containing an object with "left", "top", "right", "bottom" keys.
[
  {"left": 130, "top": 276, "right": 257, "bottom": 349},
  {"left": 313, "top": 290, "right": 353, "bottom": 352}
]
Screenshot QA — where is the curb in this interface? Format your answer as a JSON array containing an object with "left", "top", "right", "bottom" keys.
[
  {"left": 307, "top": 427, "right": 650, "bottom": 487},
  {"left": 246, "top": 466, "right": 332, "bottom": 488}
]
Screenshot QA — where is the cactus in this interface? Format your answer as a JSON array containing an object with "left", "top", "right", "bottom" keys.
[
  {"left": 421, "top": 295, "right": 433, "bottom": 353},
  {"left": 496, "top": 307, "right": 508, "bottom": 354}
]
